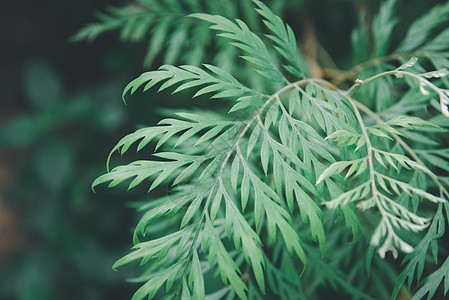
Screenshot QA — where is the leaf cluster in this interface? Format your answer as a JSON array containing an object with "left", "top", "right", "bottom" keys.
[{"left": 88, "top": 1, "right": 449, "bottom": 299}]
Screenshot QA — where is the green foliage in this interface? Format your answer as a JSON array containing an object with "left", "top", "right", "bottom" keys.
[
  {"left": 73, "top": 0, "right": 267, "bottom": 69},
  {"left": 87, "top": 0, "right": 449, "bottom": 299}
]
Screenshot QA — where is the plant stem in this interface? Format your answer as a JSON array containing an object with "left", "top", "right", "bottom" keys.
[
  {"left": 323, "top": 51, "right": 449, "bottom": 85},
  {"left": 345, "top": 96, "right": 379, "bottom": 206}
]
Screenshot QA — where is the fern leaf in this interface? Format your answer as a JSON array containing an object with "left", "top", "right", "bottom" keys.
[
  {"left": 73, "top": 6, "right": 153, "bottom": 42},
  {"left": 94, "top": 155, "right": 205, "bottom": 192},
  {"left": 219, "top": 182, "right": 266, "bottom": 293},
  {"left": 396, "top": 2, "right": 449, "bottom": 52},
  {"left": 123, "top": 64, "right": 263, "bottom": 110},
  {"left": 412, "top": 255, "right": 449, "bottom": 300},
  {"left": 253, "top": 0, "right": 307, "bottom": 78},
  {"left": 113, "top": 227, "right": 194, "bottom": 270},
  {"left": 190, "top": 250, "right": 205, "bottom": 300},
  {"left": 190, "top": 13, "right": 287, "bottom": 83},
  {"left": 131, "top": 261, "right": 186, "bottom": 300},
  {"left": 202, "top": 216, "right": 248, "bottom": 299},
  {"left": 372, "top": 0, "right": 398, "bottom": 57}
]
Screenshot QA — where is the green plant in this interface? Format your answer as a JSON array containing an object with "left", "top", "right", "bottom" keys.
[{"left": 90, "top": 0, "right": 449, "bottom": 299}]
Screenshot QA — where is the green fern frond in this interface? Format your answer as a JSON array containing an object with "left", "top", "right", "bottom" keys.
[
  {"left": 412, "top": 254, "right": 449, "bottom": 300},
  {"left": 190, "top": 12, "right": 287, "bottom": 83},
  {"left": 391, "top": 203, "right": 447, "bottom": 300},
  {"left": 253, "top": 0, "right": 307, "bottom": 78},
  {"left": 322, "top": 100, "right": 445, "bottom": 258}
]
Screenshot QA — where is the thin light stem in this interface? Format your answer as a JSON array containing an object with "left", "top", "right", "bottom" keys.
[
  {"left": 324, "top": 51, "right": 449, "bottom": 84},
  {"left": 345, "top": 96, "right": 380, "bottom": 208},
  {"left": 346, "top": 70, "right": 397, "bottom": 95},
  {"left": 351, "top": 51, "right": 449, "bottom": 73}
]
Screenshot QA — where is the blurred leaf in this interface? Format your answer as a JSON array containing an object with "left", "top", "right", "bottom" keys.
[
  {"left": 24, "top": 61, "right": 62, "bottom": 109},
  {"left": 35, "top": 141, "right": 73, "bottom": 192},
  {"left": 0, "top": 115, "right": 38, "bottom": 147}
]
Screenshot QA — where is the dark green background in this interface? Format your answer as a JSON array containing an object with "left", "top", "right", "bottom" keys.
[{"left": 1, "top": 1, "right": 141, "bottom": 299}]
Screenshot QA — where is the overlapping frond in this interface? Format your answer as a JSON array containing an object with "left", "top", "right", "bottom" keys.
[{"left": 320, "top": 111, "right": 445, "bottom": 258}]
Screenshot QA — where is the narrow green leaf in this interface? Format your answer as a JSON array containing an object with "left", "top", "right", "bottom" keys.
[
  {"left": 230, "top": 155, "right": 240, "bottom": 193},
  {"left": 367, "top": 127, "right": 393, "bottom": 140},
  {"left": 181, "top": 195, "right": 203, "bottom": 228},
  {"left": 247, "top": 125, "right": 260, "bottom": 158},
  {"left": 260, "top": 136, "right": 270, "bottom": 175},
  {"left": 190, "top": 250, "right": 205, "bottom": 300},
  {"left": 316, "top": 161, "right": 353, "bottom": 185}
]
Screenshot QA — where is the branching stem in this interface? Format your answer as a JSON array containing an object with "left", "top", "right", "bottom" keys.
[
  {"left": 176, "top": 78, "right": 317, "bottom": 294},
  {"left": 350, "top": 97, "right": 449, "bottom": 200}
]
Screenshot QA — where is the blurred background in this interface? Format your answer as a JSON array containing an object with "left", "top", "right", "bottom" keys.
[
  {"left": 0, "top": 0, "right": 149, "bottom": 298},
  {"left": 0, "top": 0, "right": 446, "bottom": 299}
]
